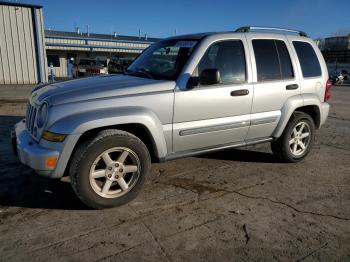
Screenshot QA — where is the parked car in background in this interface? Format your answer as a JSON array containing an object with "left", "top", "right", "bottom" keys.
[
  {"left": 108, "top": 57, "right": 134, "bottom": 74},
  {"left": 73, "top": 59, "right": 108, "bottom": 77}
]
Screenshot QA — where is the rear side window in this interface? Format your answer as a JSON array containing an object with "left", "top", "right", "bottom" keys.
[
  {"left": 276, "top": 41, "right": 294, "bottom": 79},
  {"left": 293, "top": 41, "right": 321, "bottom": 78},
  {"left": 252, "top": 39, "right": 294, "bottom": 81},
  {"left": 198, "top": 40, "right": 246, "bottom": 84}
]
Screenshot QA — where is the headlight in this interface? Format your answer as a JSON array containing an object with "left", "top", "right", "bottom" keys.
[
  {"left": 100, "top": 69, "right": 106, "bottom": 74},
  {"left": 79, "top": 69, "right": 86, "bottom": 73},
  {"left": 42, "top": 131, "right": 66, "bottom": 142},
  {"left": 36, "top": 102, "right": 48, "bottom": 128}
]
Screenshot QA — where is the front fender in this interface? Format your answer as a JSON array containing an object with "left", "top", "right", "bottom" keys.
[{"left": 48, "top": 106, "right": 168, "bottom": 158}]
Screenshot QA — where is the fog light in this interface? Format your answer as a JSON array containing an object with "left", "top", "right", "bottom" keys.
[{"left": 45, "top": 156, "right": 57, "bottom": 168}]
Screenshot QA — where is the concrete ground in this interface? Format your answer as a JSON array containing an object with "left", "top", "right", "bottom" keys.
[{"left": 0, "top": 85, "right": 349, "bottom": 261}]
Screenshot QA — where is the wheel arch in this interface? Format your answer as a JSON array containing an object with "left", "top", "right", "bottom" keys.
[
  {"left": 49, "top": 107, "right": 168, "bottom": 178},
  {"left": 272, "top": 94, "right": 322, "bottom": 138}
]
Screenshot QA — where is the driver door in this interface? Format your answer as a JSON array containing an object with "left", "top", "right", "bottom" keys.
[{"left": 173, "top": 38, "right": 253, "bottom": 153}]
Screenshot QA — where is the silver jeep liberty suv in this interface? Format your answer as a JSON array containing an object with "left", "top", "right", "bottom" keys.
[{"left": 13, "top": 26, "right": 331, "bottom": 209}]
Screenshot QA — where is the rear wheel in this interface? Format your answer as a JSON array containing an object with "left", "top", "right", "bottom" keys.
[
  {"left": 271, "top": 111, "right": 315, "bottom": 163},
  {"left": 69, "top": 129, "right": 151, "bottom": 209}
]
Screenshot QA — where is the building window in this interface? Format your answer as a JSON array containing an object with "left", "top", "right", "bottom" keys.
[{"left": 47, "top": 55, "right": 60, "bottom": 67}]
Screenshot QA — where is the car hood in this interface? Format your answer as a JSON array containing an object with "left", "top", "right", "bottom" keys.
[{"left": 32, "top": 75, "right": 176, "bottom": 106}]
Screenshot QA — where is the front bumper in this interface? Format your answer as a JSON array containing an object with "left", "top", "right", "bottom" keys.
[{"left": 12, "top": 120, "right": 59, "bottom": 176}]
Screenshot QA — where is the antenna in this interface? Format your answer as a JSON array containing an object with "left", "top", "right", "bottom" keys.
[
  {"left": 138, "top": 29, "right": 141, "bottom": 39},
  {"left": 174, "top": 29, "right": 177, "bottom": 36},
  {"left": 145, "top": 33, "right": 148, "bottom": 40},
  {"left": 86, "top": 25, "right": 90, "bottom": 36}
]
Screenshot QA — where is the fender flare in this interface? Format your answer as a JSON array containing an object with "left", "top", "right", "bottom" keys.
[
  {"left": 272, "top": 94, "right": 322, "bottom": 138},
  {"left": 48, "top": 106, "right": 168, "bottom": 158}
]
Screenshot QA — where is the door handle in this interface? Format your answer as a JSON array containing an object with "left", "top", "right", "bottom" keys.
[
  {"left": 286, "top": 84, "right": 299, "bottom": 90},
  {"left": 231, "top": 89, "right": 249, "bottom": 96}
]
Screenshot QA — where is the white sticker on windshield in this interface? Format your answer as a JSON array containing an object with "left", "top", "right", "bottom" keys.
[{"left": 175, "top": 41, "right": 197, "bottom": 48}]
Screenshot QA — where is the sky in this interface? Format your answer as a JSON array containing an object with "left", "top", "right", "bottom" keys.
[{"left": 15, "top": 0, "right": 350, "bottom": 39}]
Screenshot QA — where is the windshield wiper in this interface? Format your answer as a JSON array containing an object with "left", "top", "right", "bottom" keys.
[{"left": 124, "top": 68, "right": 154, "bottom": 79}]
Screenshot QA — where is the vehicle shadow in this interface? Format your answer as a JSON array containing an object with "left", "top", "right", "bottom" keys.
[
  {"left": 198, "top": 147, "right": 278, "bottom": 163},
  {"left": 0, "top": 115, "right": 88, "bottom": 210}
]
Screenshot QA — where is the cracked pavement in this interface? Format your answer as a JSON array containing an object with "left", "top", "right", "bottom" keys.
[{"left": 0, "top": 86, "right": 349, "bottom": 261}]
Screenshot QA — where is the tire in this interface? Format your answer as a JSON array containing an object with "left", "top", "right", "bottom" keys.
[
  {"left": 271, "top": 111, "right": 315, "bottom": 163},
  {"left": 69, "top": 129, "right": 151, "bottom": 209}
]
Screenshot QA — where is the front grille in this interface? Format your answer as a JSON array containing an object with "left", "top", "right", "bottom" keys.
[
  {"left": 26, "top": 103, "right": 37, "bottom": 135},
  {"left": 86, "top": 69, "right": 101, "bottom": 75}
]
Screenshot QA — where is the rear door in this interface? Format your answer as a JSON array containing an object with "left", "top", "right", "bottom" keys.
[{"left": 245, "top": 34, "right": 301, "bottom": 140}]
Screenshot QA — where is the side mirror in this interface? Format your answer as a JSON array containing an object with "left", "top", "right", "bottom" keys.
[{"left": 199, "top": 69, "right": 220, "bottom": 85}]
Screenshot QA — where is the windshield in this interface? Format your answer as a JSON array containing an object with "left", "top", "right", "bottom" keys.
[{"left": 126, "top": 39, "right": 198, "bottom": 80}]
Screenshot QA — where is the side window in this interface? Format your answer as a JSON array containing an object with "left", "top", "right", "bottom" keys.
[
  {"left": 197, "top": 40, "right": 246, "bottom": 84},
  {"left": 252, "top": 39, "right": 294, "bottom": 81},
  {"left": 276, "top": 41, "right": 294, "bottom": 79},
  {"left": 293, "top": 41, "right": 321, "bottom": 78}
]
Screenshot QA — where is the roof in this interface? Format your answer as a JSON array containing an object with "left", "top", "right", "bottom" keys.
[
  {"left": 167, "top": 32, "right": 214, "bottom": 40},
  {"left": 0, "top": 1, "right": 42, "bottom": 9},
  {"left": 45, "top": 30, "right": 161, "bottom": 43}
]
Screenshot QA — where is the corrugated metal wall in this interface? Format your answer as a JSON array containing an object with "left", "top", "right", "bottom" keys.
[{"left": 0, "top": 4, "right": 47, "bottom": 84}]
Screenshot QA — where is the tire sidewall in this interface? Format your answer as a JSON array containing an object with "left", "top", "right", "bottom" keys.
[
  {"left": 73, "top": 133, "right": 150, "bottom": 209},
  {"left": 283, "top": 113, "right": 315, "bottom": 161}
]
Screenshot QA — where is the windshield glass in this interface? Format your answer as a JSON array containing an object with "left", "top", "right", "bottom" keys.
[{"left": 126, "top": 39, "right": 198, "bottom": 80}]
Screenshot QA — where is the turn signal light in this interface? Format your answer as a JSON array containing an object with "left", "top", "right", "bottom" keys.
[{"left": 45, "top": 156, "right": 57, "bottom": 168}]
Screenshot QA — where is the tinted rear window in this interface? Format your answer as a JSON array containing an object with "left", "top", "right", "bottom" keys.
[
  {"left": 253, "top": 40, "right": 280, "bottom": 81},
  {"left": 276, "top": 41, "right": 294, "bottom": 79},
  {"left": 293, "top": 41, "right": 321, "bottom": 78},
  {"left": 253, "top": 39, "right": 294, "bottom": 81}
]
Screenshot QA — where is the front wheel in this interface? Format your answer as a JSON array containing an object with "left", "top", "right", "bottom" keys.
[
  {"left": 271, "top": 112, "right": 315, "bottom": 163},
  {"left": 69, "top": 129, "right": 151, "bottom": 209}
]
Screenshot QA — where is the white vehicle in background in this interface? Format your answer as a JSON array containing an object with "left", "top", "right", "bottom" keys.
[{"left": 73, "top": 58, "right": 108, "bottom": 77}]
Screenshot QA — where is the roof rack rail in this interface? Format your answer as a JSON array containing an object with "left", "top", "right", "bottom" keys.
[{"left": 235, "top": 26, "right": 307, "bottom": 37}]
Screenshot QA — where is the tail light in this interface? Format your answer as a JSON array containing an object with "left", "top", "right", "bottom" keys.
[{"left": 324, "top": 80, "right": 332, "bottom": 102}]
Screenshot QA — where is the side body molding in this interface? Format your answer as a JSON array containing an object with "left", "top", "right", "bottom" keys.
[
  {"left": 48, "top": 106, "right": 168, "bottom": 158},
  {"left": 272, "top": 94, "right": 324, "bottom": 138}
]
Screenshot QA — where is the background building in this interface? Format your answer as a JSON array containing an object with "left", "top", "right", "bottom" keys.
[
  {"left": 0, "top": 1, "right": 47, "bottom": 85},
  {"left": 0, "top": 1, "right": 159, "bottom": 85},
  {"left": 321, "top": 35, "right": 350, "bottom": 73},
  {"left": 322, "top": 35, "right": 350, "bottom": 63},
  {"left": 45, "top": 30, "right": 158, "bottom": 79}
]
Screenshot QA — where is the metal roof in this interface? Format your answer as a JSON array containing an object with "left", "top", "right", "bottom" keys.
[
  {"left": 0, "top": 1, "right": 42, "bottom": 9},
  {"left": 45, "top": 30, "right": 161, "bottom": 43}
]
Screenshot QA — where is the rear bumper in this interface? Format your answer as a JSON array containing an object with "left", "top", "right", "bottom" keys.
[
  {"left": 13, "top": 120, "right": 59, "bottom": 176},
  {"left": 320, "top": 102, "right": 330, "bottom": 127}
]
